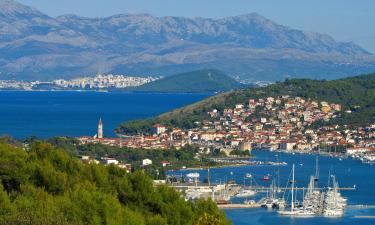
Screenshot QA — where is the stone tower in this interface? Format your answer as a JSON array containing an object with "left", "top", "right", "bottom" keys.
[{"left": 98, "top": 118, "right": 103, "bottom": 139}]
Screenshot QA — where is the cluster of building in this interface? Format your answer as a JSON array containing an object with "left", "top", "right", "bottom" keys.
[
  {"left": 0, "top": 80, "right": 35, "bottom": 90},
  {"left": 52, "top": 74, "right": 159, "bottom": 89},
  {"left": 79, "top": 155, "right": 164, "bottom": 172},
  {"left": 346, "top": 146, "right": 375, "bottom": 163},
  {"left": 77, "top": 95, "right": 375, "bottom": 163},
  {"left": 0, "top": 74, "right": 160, "bottom": 90}
]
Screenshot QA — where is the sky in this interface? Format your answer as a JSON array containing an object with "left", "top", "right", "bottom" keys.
[{"left": 18, "top": 0, "right": 375, "bottom": 53}]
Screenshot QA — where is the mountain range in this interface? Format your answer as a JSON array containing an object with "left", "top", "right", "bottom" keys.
[{"left": 1, "top": 0, "right": 375, "bottom": 81}]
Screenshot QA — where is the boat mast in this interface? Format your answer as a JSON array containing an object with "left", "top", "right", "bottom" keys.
[
  {"left": 207, "top": 167, "right": 210, "bottom": 186},
  {"left": 315, "top": 156, "right": 319, "bottom": 179},
  {"left": 291, "top": 164, "right": 295, "bottom": 212},
  {"left": 327, "top": 170, "right": 331, "bottom": 188},
  {"left": 277, "top": 154, "right": 280, "bottom": 193},
  {"left": 314, "top": 156, "right": 319, "bottom": 189}
]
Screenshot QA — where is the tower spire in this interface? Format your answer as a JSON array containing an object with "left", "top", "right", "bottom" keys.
[{"left": 98, "top": 118, "right": 103, "bottom": 139}]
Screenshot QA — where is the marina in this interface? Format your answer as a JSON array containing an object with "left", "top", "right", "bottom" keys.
[{"left": 168, "top": 149, "right": 375, "bottom": 224}]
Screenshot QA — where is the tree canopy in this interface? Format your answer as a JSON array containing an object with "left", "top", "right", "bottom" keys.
[{"left": 0, "top": 141, "right": 230, "bottom": 225}]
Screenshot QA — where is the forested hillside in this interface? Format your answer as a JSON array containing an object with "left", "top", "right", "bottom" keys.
[
  {"left": 117, "top": 73, "right": 375, "bottom": 135},
  {"left": 131, "top": 69, "right": 243, "bottom": 93},
  {"left": 0, "top": 140, "right": 230, "bottom": 225}
]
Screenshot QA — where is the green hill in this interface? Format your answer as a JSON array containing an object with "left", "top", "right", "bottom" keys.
[
  {"left": 0, "top": 140, "right": 229, "bottom": 225},
  {"left": 117, "top": 73, "right": 375, "bottom": 135},
  {"left": 132, "top": 69, "right": 243, "bottom": 93}
]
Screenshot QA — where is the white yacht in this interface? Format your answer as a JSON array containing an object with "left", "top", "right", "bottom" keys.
[
  {"left": 322, "top": 175, "right": 347, "bottom": 217},
  {"left": 236, "top": 189, "right": 257, "bottom": 197}
]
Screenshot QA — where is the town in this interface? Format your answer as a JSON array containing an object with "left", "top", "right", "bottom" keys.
[
  {"left": 0, "top": 74, "right": 160, "bottom": 90},
  {"left": 78, "top": 95, "right": 375, "bottom": 164}
]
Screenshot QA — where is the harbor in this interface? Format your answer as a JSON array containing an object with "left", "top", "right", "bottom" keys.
[
  {"left": 167, "top": 164, "right": 355, "bottom": 217},
  {"left": 168, "top": 149, "right": 375, "bottom": 224}
]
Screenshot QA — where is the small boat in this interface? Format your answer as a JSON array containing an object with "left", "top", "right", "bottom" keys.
[
  {"left": 262, "top": 174, "right": 271, "bottom": 181},
  {"left": 264, "top": 200, "right": 274, "bottom": 209},
  {"left": 215, "top": 199, "right": 229, "bottom": 205},
  {"left": 274, "top": 199, "right": 287, "bottom": 209},
  {"left": 236, "top": 189, "right": 257, "bottom": 197}
]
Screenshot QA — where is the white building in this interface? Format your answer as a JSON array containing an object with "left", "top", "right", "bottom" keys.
[
  {"left": 279, "top": 141, "right": 297, "bottom": 151},
  {"left": 142, "top": 158, "right": 153, "bottom": 166},
  {"left": 102, "top": 157, "right": 119, "bottom": 165},
  {"left": 152, "top": 124, "right": 166, "bottom": 135}
]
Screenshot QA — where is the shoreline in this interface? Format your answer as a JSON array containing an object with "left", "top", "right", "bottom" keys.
[
  {"left": 175, "top": 163, "right": 252, "bottom": 171},
  {"left": 0, "top": 89, "right": 216, "bottom": 95},
  {"left": 171, "top": 148, "right": 353, "bottom": 172}
]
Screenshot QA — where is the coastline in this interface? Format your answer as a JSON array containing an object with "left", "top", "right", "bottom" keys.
[
  {"left": 175, "top": 163, "right": 252, "bottom": 171},
  {"left": 0, "top": 89, "right": 216, "bottom": 95},
  {"left": 171, "top": 148, "right": 352, "bottom": 172}
]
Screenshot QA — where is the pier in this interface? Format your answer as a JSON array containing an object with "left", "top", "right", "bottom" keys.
[
  {"left": 168, "top": 184, "right": 356, "bottom": 191},
  {"left": 353, "top": 216, "right": 375, "bottom": 219},
  {"left": 217, "top": 203, "right": 261, "bottom": 209},
  {"left": 247, "top": 186, "right": 356, "bottom": 192}
]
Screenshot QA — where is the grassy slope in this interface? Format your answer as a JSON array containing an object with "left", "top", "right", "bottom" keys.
[
  {"left": 132, "top": 69, "right": 243, "bottom": 92},
  {"left": 118, "top": 73, "right": 375, "bottom": 134}
]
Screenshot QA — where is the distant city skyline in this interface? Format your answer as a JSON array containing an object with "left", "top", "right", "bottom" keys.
[{"left": 17, "top": 0, "right": 375, "bottom": 53}]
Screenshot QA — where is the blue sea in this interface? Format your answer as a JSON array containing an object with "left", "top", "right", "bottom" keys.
[
  {"left": 0, "top": 91, "right": 374, "bottom": 224},
  {"left": 0, "top": 91, "right": 210, "bottom": 139}
]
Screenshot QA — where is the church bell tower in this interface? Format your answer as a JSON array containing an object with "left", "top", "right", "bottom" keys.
[{"left": 98, "top": 118, "right": 103, "bottom": 139}]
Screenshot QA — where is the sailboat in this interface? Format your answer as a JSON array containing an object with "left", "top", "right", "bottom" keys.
[
  {"left": 323, "top": 175, "right": 347, "bottom": 217},
  {"left": 278, "top": 164, "right": 315, "bottom": 216}
]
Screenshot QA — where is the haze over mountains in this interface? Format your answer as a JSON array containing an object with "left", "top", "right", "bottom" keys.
[{"left": 1, "top": 0, "right": 375, "bottom": 81}]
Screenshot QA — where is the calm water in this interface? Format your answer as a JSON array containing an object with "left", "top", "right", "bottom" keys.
[
  {"left": 169, "top": 150, "right": 375, "bottom": 225},
  {"left": 0, "top": 91, "right": 210, "bottom": 139}
]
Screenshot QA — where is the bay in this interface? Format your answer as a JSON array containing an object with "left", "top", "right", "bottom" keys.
[
  {"left": 1, "top": 90, "right": 374, "bottom": 225},
  {"left": 0, "top": 91, "right": 210, "bottom": 139}
]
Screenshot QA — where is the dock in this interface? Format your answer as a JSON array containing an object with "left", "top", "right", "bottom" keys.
[
  {"left": 168, "top": 184, "right": 355, "bottom": 191},
  {"left": 348, "top": 205, "right": 375, "bottom": 209},
  {"left": 353, "top": 216, "right": 375, "bottom": 219},
  {"left": 246, "top": 186, "right": 356, "bottom": 192},
  {"left": 217, "top": 203, "right": 261, "bottom": 209}
]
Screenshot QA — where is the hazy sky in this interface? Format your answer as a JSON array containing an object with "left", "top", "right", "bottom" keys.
[{"left": 18, "top": 0, "right": 375, "bottom": 53}]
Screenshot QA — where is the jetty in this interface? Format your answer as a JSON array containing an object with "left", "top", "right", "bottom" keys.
[
  {"left": 353, "top": 216, "right": 375, "bottom": 219},
  {"left": 217, "top": 203, "right": 261, "bottom": 209}
]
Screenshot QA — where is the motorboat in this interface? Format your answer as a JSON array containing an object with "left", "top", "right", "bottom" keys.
[{"left": 236, "top": 189, "right": 257, "bottom": 197}]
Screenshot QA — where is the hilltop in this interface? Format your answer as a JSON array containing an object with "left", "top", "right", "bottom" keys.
[
  {"left": 1, "top": 0, "right": 375, "bottom": 81},
  {"left": 131, "top": 69, "right": 244, "bottom": 93},
  {"left": 117, "top": 73, "right": 375, "bottom": 134}
]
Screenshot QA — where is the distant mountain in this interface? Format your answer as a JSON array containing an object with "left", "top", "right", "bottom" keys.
[
  {"left": 1, "top": 0, "right": 375, "bottom": 81},
  {"left": 131, "top": 69, "right": 243, "bottom": 92}
]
